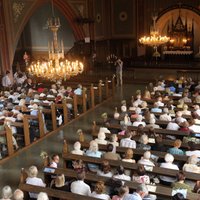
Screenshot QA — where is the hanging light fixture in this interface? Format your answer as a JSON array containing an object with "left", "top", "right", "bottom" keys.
[
  {"left": 28, "top": 0, "right": 84, "bottom": 81},
  {"left": 139, "top": 16, "right": 170, "bottom": 49}
]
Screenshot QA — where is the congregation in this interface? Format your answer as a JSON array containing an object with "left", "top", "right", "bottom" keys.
[{"left": 3, "top": 76, "right": 200, "bottom": 200}]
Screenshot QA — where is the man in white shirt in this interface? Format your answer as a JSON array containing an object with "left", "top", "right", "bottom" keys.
[
  {"left": 159, "top": 153, "right": 179, "bottom": 185},
  {"left": 120, "top": 130, "right": 136, "bottom": 149},
  {"left": 159, "top": 108, "right": 172, "bottom": 121},
  {"left": 71, "top": 171, "right": 91, "bottom": 196},
  {"left": 138, "top": 151, "right": 155, "bottom": 167},
  {"left": 124, "top": 184, "right": 149, "bottom": 200}
]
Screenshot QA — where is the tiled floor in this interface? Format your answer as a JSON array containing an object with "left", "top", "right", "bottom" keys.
[{"left": 0, "top": 83, "right": 146, "bottom": 195}]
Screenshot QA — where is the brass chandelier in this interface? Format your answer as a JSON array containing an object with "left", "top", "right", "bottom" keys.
[
  {"left": 28, "top": 0, "right": 84, "bottom": 81},
  {"left": 139, "top": 16, "right": 170, "bottom": 57}
]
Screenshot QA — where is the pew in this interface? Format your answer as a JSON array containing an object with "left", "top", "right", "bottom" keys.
[{"left": 61, "top": 154, "right": 199, "bottom": 200}]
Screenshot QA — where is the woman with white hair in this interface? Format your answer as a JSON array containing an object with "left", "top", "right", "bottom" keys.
[
  {"left": 37, "top": 192, "right": 49, "bottom": 200},
  {"left": 26, "top": 166, "right": 46, "bottom": 199},
  {"left": 145, "top": 118, "right": 160, "bottom": 129},
  {"left": 137, "top": 134, "right": 151, "bottom": 151},
  {"left": 138, "top": 151, "right": 155, "bottom": 167},
  {"left": 71, "top": 141, "right": 84, "bottom": 155},
  {"left": 159, "top": 153, "right": 179, "bottom": 186},
  {"left": 182, "top": 155, "right": 200, "bottom": 173},
  {"left": 1, "top": 185, "right": 12, "bottom": 200},
  {"left": 132, "top": 115, "right": 146, "bottom": 127},
  {"left": 181, "top": 104, "right": 191, "bottom": 116},
  {"left": 85, "top": 140, "right": 102, "bottom": 172},
  {"left": 13, "top": 189, "right": 24, "bottom": 200},
  {"left": 159, "top": 107, "right": 172, "bottom": 121},
  {"left": 95, "top": 131, "right": 107, "bottom": 145}
]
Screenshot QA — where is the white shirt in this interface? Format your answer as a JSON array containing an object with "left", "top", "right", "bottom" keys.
[
  {"left": 189, "top": 125, "right": 200, "bottom": 133},
  {"left": 50, "top": 161, "right": 57, "bottom": 168},
  {"left": 2, "top": 75, "right": 12, "bottom": 87},
  {"left": 182, "top": 163, "right": 200, "bottom": 173},
  {"left": 156, "top": 101, "right": 164, "bottom": 107},
  {"left": 132, "top": 121, "right": 146, "bottom": 127},
  {"left": 120, "top": 138, "right": 136, "bottom": 149},
  {"left": 166, "top": 122, "right": 180, "bottom": 131},
  {"left": 159, "top": 162, "right": 179, "bottom": 182},
  {"left": 185, "top": 150, "right": 200, "bottom": 157},
  {"left": 95, "top": 138, "right": 108, "bottom": 145},
  {"left": 159, "top": 114, "right": 172, "bottom": 121},
  {"left": 71, "top": 149, "right": 84, "bottom": 155},
  {"left": 90, "top": 192, "right": 110, "bottom": 200},
  {"left": 71, "top": 180, "right": 91, "bottom": 196},
  {"left": 138, "top": 159, "right": 155, "bottom": 167},
  {"left": 113, "top": 174, "right": 131, "bottom": 181},
  {"left": 97, "top": 171, "right": 113, "bottom": 178},
  {"left": 26, "top": 177, "right": 46, "bottom": 198}
]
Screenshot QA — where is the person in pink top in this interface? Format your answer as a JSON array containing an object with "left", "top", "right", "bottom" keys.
[{"left": 112, "top": 185, "right": 129, "bottom": 200}]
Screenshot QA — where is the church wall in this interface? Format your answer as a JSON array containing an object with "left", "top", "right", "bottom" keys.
[{"left": 15, "top": 3, "right": 75, "bottom": 62}]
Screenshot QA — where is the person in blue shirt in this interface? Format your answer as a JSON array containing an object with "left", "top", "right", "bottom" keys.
[
  {"left": 168, "top": 139, "right": 184, "bottom": 155},
  {"left": 85, "top": 140, "right": 102, "bottom": 172}
]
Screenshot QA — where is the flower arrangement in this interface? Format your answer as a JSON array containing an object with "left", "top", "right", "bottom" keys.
[{"left": 40, "top": 151, "right": 48, "bottom": 159}]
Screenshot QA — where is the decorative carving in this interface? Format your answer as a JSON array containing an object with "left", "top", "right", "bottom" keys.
[
  {"left": 96, "top": 13, "right": 101, "bottom": 23},
  {"left": 12, "top": 2, "right": 25, "bottom": 23},
  {"left": 119, "top": 11, "right": 128, "bottom": 22}
]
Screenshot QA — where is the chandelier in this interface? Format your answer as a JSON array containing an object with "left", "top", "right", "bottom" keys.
[
  {"left": 139, "top": 16, "right": 170, "bottom": 52},
  {"left": 28, "top": 0, "right": 84, "bottom": 81}
]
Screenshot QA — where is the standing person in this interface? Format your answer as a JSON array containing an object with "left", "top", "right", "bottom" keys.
[
  {"left": 2, "top": 71, "right": 13, "bottom": 90},
  {"left": 115, "top": 58, "right": 123, "bottom": 86}
]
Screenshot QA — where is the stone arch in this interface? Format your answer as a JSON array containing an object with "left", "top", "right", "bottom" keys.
[
  {"left": 15, "top": 0, "right": 85, "bottom": 48},
  {"left": 155, "top": 4, "right": 200, "bottom": 53}
]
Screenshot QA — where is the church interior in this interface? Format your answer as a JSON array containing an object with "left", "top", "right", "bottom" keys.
[{"left": 1, "top": 0, "right": 200, "bottom": 199}]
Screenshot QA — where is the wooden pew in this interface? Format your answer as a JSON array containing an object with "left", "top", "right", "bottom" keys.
[
  {"left": 61, "top": 154, "right": 199, "bottom": 200},
  {"left": 19, "top": 183, "right": 98, "bottom": 200}
]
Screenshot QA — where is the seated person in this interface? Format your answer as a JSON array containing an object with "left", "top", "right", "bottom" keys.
[
  {"left": 120, "top": 130, "right": 136, "bottom": 149},
  {"left": 171, "top": 172, "right": 192, "bottom": 192},
  {"left": 113, "top": 165, "right": 131, "bottom": 181},
  {"left": 26, "top": 166, "right": 46, "bottom": 199},
  {"left": 167, "top": 139, "right": 184, "bottom": 155},
  {"left": 145, "top": 118, "right": 160, "bottom": 130},
  {"left": 159, "top": 107, "right": 172, "bottom": 121},
  {"left": 182, "top": 155, "right": 200, "bottom": 174},
  {"left": 102, "top": 144, "right": 121, "bottom": 160},
  {"left": 138, "top": 151, "right": 155, "bottom": 167},
  {"left": 1, "top": 185, "right": 12, "bottom": 200},
  {"left": 108, "top": 134, "right": 119, "bottom": 153},
  {"left": 70, "top": 171, "right": 91, "bottom": 196},
  {"left": 122, "top": 148, "right": 135, "bottom": 163},
  {"left": 185, "top": 142, "right": 200, "bottom": 158},
  {"left": 97, "top": 160, "right": 113, "bottom": 178},
  {"left": 132, "top": 164, "right": 150, "bottom": 184},
  {"left": 132, "top": 115, "right": 146, "bottom": 127},
  {"left": 151, "top": 102, "right": 162, "bottom": 113},
  {"left": 181, "top": 104, "right": 191, "bottom": 116},
  {"left": 123, "top": 184, "right": 149, "bottom": 200},
  {"left": 51, "top": 174, "right": 70, "bottom": 197},
  {"left": 159, "top": 153, "right": 179, "bottom": 186},
  {"left": 137, "top": 134, "right": 151, "bottom": 151},
  {"left": 71, "top": 141, "right": 84, "bottom": 155},
  {"left": 90, "top": 181, "right": 110, "bottom": 200},
  {"left": 85, "top": 140, "right": 102, "bottom": 172},
  {"left": 95, "top": 131, "right": 108, "bottom": 145},
  {"left": 112, "top": 185, "right": 129, "bottom": 200}
]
